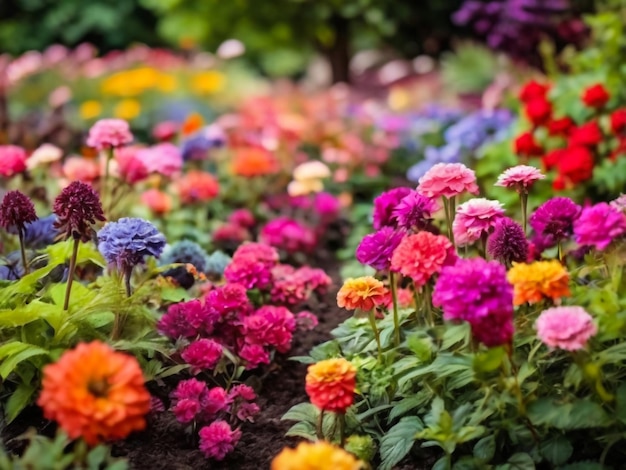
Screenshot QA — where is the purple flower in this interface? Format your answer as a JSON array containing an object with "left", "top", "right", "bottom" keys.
[
  {"left": 372, "top": 187, "right": 412, "bottom": 229},
  {"left": 356, "top": 227, "right": 405, "bottom": 271},
  {"left": 573, "top": 202, "right": 626, "bottom": 250},
  {"left": 53, "top": 181, "right": 105, "bottom": 242},
  {"left": 0, "top": 190, "right": 37, "bottom": 232},
  {"left": 98, "top": 217, "right": 166, "bottom": 272},
  {"left": 392, "top": 190, "right": 437, "bottom": 230},
  {"left": 433, "top": 257, "right": 513, "bottom": 347},
  {"left": 530, "top": 197, "right": 581, "bottom": 243},
  {"left": 488, "top": 217, "right": 529, "bottom": 265}
]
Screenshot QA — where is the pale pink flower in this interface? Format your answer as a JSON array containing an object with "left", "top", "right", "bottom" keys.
[
  {"left": 417, "top": 163, "right": 479, "bottom": 199},
  {"left": 453, "top": 198, "right": 505, "bottom": 246},
  {"left": 495, "top": 165, "right": 545, "bottom": 192},
  {"left": 27, "top": 144, "right": 63, "bottom": 170},
  {"left": 135, "top": 143, "right": 182, "bottom": 177},
  {"left": 62, "top": 156, "right": 99, "bottom": 182},
  {"left": 535, "top": 306, "right": 597, "bottom": 351},
  {"left": 86, "top": 118, "right": 133, "bottom": 150}
]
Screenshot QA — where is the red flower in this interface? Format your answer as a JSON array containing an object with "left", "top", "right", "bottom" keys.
[
  {"left": 568, "top": 121, "right": 603, "bottom": 147},
  {"left": 557, "top": 146, "right": 594, "bottom": 185},
  {"left": 581, "top": 84, "right": 610, "bottom": 109},
  {"left": 610, "top": 109, "right": 626, "bottom": 135},
  {"left": 519, "top": 80, "right": 550, "bottom": 103},
  {"left": 547, "top": 117, "right": 575, "bottom": 136},
  {"left": 525, "top": 97, "right": 552, "bottom": 127},
  {"left": 611, "top": 138, "right": 626, "bottom": 161},
  {"left": 514, "top": 132, "right": 543, "bottom": 157},
  {"left": 542, "top": 149, "right": 565, "bottom": 170}
]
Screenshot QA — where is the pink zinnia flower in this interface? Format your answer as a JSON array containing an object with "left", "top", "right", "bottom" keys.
[
  {"left": 0, "top": 145, "right": 27, "bottom": 177},
  {"left": 232, "top": 242, "right": 279, "bottom": 265},
  {"left": 453, "top": 198, "right": 505, "bottom": 246},
  {"left": 181, "top": 339, "right": 223, "bottom": 373},
  {"left": 198, "top": 420, "right": 242, "bottom": 460},
  {"left": 86, "top": 118, "right": 133, "bottom": 150},
  {"left": 243, "top": 305, "right": 296, "bottom": 353},
  {"left": 62, "top": 156, "right": 99, "bottom": 183},
  {"left": 203, "top": 387, "right": 230, "bottom": 416},
  {"left": 239, "top": 343, "right": 270, "bottom": 369},
  {"left": 228, "top": 208, "right": 255, "bottom": 228},
  {"left": 417, "top": 163, "right": 479, "bottom": 199},
  {"left": 205, "top": 283, "right": 251, "bottom": 317},
  {"left": 494, "top": 165, "right": 545, "bottom": 192},
  {"left": 136, "top": 143, "right": 182, "bottom": 177},
  {"left": 152, "top": 121, "right": 179, "bottom": 141},
  {"left": 372, "top": 187, "right": 412, "bottom": 229},
  {"left": 535, "top": 306, "right": 597, "bottom": 351},
  {"left": 115, "top": 146, "right": 149, "bottom": 184},
  {"left": 259, "top": 217, "right": 317, "bottom": 254},
  {"left": 573, "top": 202, "right": 626, "bottom": 250},
  {"left": 390, "top": 232, "right": 456, "bottom": 287}
]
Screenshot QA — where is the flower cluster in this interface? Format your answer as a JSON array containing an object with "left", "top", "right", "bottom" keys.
[{"left": 259, "top": 217, "right": 317, "bottom": 254}]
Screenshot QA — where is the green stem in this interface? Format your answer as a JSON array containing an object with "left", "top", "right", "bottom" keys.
[
  {"left": 338, "top": 413, "right": 346, "bottom": 447},
  {"left": 103, "top": 146, "right": 114, "bottom": 214},
  {"left": 368, "top": 309, "right": 383, "bottom": 363},
  {"left": 389, "top": 271, "right": 400, "bottom": 347},
  {"left": 316, "top": 409, "right": 325, "bottom": 440},
  {"left": 423, "top": 283, "right": 434, "bottom": 327},
  {"left": 520, "top": 191, "right": 528, "bottom": 235},
  {"left": 63, "top": 239, "right": 80, "bottom": 311},
  {"left": 124, "top": 266, "right": 133, "bottom": 297},
  {"left": 18, "top": 228, "right": 29, "bottom": 275},
  {"left": 557, "top": 241, "right": 563, "bottom": 263},
  {"left": 480, "top": 232, "right": 488, "bottom": 258}
]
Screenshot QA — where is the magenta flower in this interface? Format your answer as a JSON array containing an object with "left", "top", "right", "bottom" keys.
[
  {"left": 356, "top": 227, "right": 405, "bottom": 271},
  {"left": 203, "top": 387, "right": 230, "bottom": 416},
  {"left": 181, "top": 339, "right": 223, "bottom": 373},
  {"left": 229, "top": 384, "right": 256, "bottom": 402},
  {"left": 224, "top": 256, "right": 273, "bottom": 290},
  {"left": 417, "top": 163, "right": 479, "bottom": 199},
  {"left": 0, "top": 145, "right": 27, "bottom": 177},
  {"left": 487, "top": 218, "right": 529, "bottom": 265},
  {"left": 433, "top": 258, "right": 513, "bottom": 347},
  {"left": 295, "top": 311, "right": 319, "bottom": 331},
  {"left": 0, "top": 190, "right": 38, "bottom": 232},
  {"left": 135, "top": 143, "right": 182, "bottom": 177},
  {"left": 391, "top": 190, "right": 438, "bottom": 230},
  {"left": 228, "top": 208, "right": 256, "bottom": 228},
  {"left": 53, "top": 181, "right": 106, "bottom": 242},
  {"left": 535, "top": 306, "right": 597, "bottom": 351},
  {"left": 452, "top": 198, "right": 505, "bottom": 246},
  {"left": 494, "top": 165, "right": 545, "bottom": 192},
  {"left": 205, "top": 283, "right": 251, "bottom": 317},
  {"left": 86, "top": 118, "right": 133, "bottom": 150},
  {"left": 259, "top": 217, "right": 317, "bottom": 254},
  {"left": 157, "top": 299, "right": 217, "bottom": 339},
  {"left": 198, "top": 420, "right": 242, "bottom": 460},
  {"left": 372, "top": 187, "right": 412, "bottom": 229},
  {"left": 171, "top": 378, "right": 208, "bottom": 423},
  {"left": 232, "top": 242, "right": 279, "bottom": 265},
  {"left": 314, "top": 192, "right": 341, "bottom": 221},
  {"left": 573, "top": 202, "right": 626, "bottom": 250},
  {"left": 243, "top": 306, "right": 296, "bottom": 354},
  {"left": 238, "top": 343, "right": 270, "bottom": 369},
  {"left": 530, "top": 197, "right": 581, "bottom": 242}
]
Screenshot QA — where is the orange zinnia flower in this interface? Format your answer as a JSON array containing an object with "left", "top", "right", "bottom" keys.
[
  {"left": 305, "top": 358, "right": 356, "bottom": 413},
  {"left": 175, "top": 170, "right": 220, "bottom": 204},
  {"left": 37, "top": 341, "right": 151, "bottom": 445},
  {"left": 271, "top": 441, "right": 363, "bottom": 470},
  {"left": 337, "top": 276, "right": 387, "bottom": 311},
  {"left": 232, "top": 147, "right": 278, "bottom": 178},
  {"left": 507, "top": 260, "right": 571, "bottom": 306},
  {"left": 141, "top": 188, "right": 172, "bottom": 215}
]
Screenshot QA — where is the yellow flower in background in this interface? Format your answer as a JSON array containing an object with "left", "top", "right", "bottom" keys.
[
  {"left": 388, "top": 87, "right": 410, "bottom": 111},
  {"left": 271, "top": 441, "right": 363, "bottom": 470},
  {"left": 79, "top": 100, "right": 102, "bottom": 120},
  {"left": 191, "top": 71, "right": 226, "bottom": 95},
  {"left": 156, "top": 73, "right": 178, "bottom": 93},
  {"left": 114, "top": 99, "right": 141, "bottom": 120},
  {"left": 101, "top": 67, "right": 161, "bottom": 97}
]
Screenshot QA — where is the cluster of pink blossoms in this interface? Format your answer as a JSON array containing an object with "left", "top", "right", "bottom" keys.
[
  {"left": 171, "top": 379, "right": 258, "bottom": 460},
  {"left": 270, "top": 264, "right": 332, "bottom": 306},
  {"left": 259, "top": 217, "right": 317, "bottom": 254}
]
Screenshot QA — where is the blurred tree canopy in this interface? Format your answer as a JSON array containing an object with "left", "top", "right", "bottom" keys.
[
  {"left": 0, "top": 0, "right": 163, "bottom": 54},
  {"left": 1, "top": 0, "right": 464, "bottom": 82}
]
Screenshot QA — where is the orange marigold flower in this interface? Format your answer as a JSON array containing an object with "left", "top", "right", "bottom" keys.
[
  {"left": 37, "top": 341, "right": 151, "bottom": 445},
  {"left": 176, "top": 170, "right": 220, "bottom": 204},
  {"left": 141, "top": 189, "right": 172, "bottom": 215},
  {"left": 507, "top": 260, "right": 571, "bottom": 306},
  {"left": 181, "top": 112, "right": 204, "bottom": 136},
  {"left": 271, "top": 441, "right": 363, "bottom": 470},
  {"left": 232, "top": 147, "right": 278, "bottom": 178},
  {"left": 305, "top": 358, "right": 356, "bottom": 413},
  {"left": 337, "top": 276, "right": 387, "bottom": 311}
]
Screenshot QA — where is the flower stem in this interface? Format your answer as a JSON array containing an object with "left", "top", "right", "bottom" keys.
[
  {"left": 423, "top": 283, "right": 434, "bottom": 327},
  {"left": 18, "top": 228, "right": 29, "bottom": 275},
  {"left": 103, "top": 146, "right": 114, "bottom": 214},
  {"left": 520, "top": 192, "right": 528, "bottom": 235},
  {"left": 63, "top": 238, "right": 80, "bottom": 311},
  {"left": 368, "top": 309, "right": 383, "bottom": 362},
  {"left": 389, "top": 271, "right": 400, "bottom": 347},
  {"left": 338, "top": 413, "right": 346, "bottom": 447},
  {"left": 443, "top": 197, "right": 455, "bottom": 245},
  {"left": 557, "top": 240, "right": 563, "bottom": 263},
  {"left": 316, "top": 409, "right": 325, "bottom": 440},
  {"left": 124, "top": 266, "right": 133, "bottom": 297}
]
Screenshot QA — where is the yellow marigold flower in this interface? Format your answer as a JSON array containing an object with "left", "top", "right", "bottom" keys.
[
  {"left": 507, "top": 260, "right": 571, "bottom": 306},
  {"left": 156, "top": 73, "right": 177, "bottom": 93},
  {"left": 306, "top": 358, "right": 357, "bottom": 413},
  {"left": 37, "top": 341, "right": 151, "bottom": 445},
  {"left": 114, "top": 99, "right": 141, "bottom": 121},
  {"left": 271, "top": 441, "right": 364, "bottom": 470},
  {"left": 79, "top": 100, "right": 102, "bottom": 120},
  {"left": 337, "top": 276, "right": 387, "bottom": 311},
  {"left": 191, "top": 71, "right": 226, "bottom": 95}
]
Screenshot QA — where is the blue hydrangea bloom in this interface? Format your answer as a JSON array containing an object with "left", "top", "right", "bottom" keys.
[
  {"left": 160, "top": 240, "right": 210, "bottom": 272},
  {"left": 181, "top": 125, "right": 226, "bottom": 161},
  {"left": 98, "top": 218, "right": 166, "bottom": 272},
  {"left": 23, "top": 215, "right": 60, "bottom": 249},
  {"left": 204, "top": 250, "right": 232, "bottom": 276}
]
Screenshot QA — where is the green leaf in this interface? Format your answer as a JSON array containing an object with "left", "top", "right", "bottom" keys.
[
  {"left": 0, "top": 300, "right": 64, "bottom": 330},
  {"left": 5, "top": 382, "right": 36, "bottom": 423},
  {"left": 615, "top": 382, "right": 626, "bottom": 425},
  {"left": 0, "top": 344, "right": 49, "bottom": 379},
  {"left": 379, "top": 416, "right": 424, "bottom": 470},
  {"left": 407, "top": 334, "right": 433, "bottom": 362},
  {"left": 281, "top": 403, "right": 319, "bottom": 423},
  {"left": 388, "top": 392, "right": 431, "bottom": 423},
  {"left": 285, "top": 421, "right": 317, "bottom": 441},
  {"left": 473, "top": 435, "right": 496, "bottom": 462},
  {"left": 527, "top": 398, "right": 613, "bottom": 430},
  {"left": 496, "top": 453, "right": 535, "bottom": 470},
  {"left": 48, "top": 282, "right": 96, "bottom": 309},
  {"left": 87, "top": 445, "right": 108, "bottom": 468},
  {"left": 556, "top": 462, "right": 609, "bottom": 470},
  {"left": 473, "top": 347, "right": 506, "bottom": 375},
  {"left": 540, "top": 435, "right": 573, "bottom": 466},
  {"left": 433, "top": 455, "right": 452, "bottom": 470}
]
